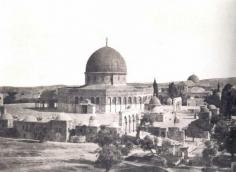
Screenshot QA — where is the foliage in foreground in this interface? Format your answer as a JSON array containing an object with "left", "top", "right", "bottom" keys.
[
  {"left": 95, "top": 126, "right": 133, "bottom": 172},
  {"left": 96, "top": 144, "right": 122, "bottom": 172},
  {"left": 202, "top": 141, "right": 218, "bottom": 167}
]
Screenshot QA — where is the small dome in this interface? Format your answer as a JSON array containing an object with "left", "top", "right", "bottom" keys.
[
  {"left": 86, "top": 46, "right": 127, "bottom": 74},
  {"left": 55, "top": 113, "right": 72, "bottom": 121},
  {"left": 23, "top": 115, "right": 37, "bottom": 122},
  {"left": 187, "top": 74, "right": 199, "bottom": 83},
  {"left": 149, "top": 96, "right": 161, "bottom": 106},
  {"left": 208, "top": 104, "right": 217, "bottom": 110},
  {"left": 1, "top": 113, "right": 13, "bottom": 120}
]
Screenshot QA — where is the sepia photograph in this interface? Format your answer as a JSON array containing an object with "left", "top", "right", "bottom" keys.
[{"left": 0, "top": 0, "right": 236, "bottom": 171}]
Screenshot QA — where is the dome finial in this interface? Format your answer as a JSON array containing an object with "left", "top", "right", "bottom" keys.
[{"left": 105, "top": 37, "right": 108, "bottom": 47}]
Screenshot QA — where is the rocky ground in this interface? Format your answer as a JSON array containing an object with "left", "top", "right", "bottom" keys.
[
  {"left": 2, "top": 103, "right": 232, "bottom": 172},
  {"left": 0, "top": 137, "right": 102, "bottom": 172}
]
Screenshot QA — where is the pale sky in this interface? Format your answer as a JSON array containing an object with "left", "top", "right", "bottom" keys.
[{"left": 0, "top": 0, "right": 235, "bottom": 86}]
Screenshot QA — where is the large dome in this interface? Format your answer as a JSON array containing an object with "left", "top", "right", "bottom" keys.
[
  {"left": 86, "top": 46, "right": 127, "bottom": 74},
  {"left": 187, "top": 74, "right": 199, "bottom": 83}
]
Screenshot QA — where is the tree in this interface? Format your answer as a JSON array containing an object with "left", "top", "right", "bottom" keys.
[
  {"left": 120, "top": 141, "right": 134, "bottom": 156},
  {"left": 96, "top": 144, "right": 122, "bottom": 172},
  {"left": 96, "top": 125, "right": 119, "bottom": 147},
  {"left": 186, "top": 119, "right": 213, "bottom": 141},
  {"left": 202, "top": 141, "right": 218, "bottom": 167},
  {"left": 176, "top": 82, "right": 186, "bottom": 97},
  {"left": 4, "top": 91, "right": 17, "bottom": 104},
  {"left": 141, "top": 135, "right": 155, "bottom": 152},
  {"left": 153, "top": 78, "right": 158, "bottom": 96},
  {"left": 224, "top": 127, "right": 236, "bottom": 160},
  {"left": 220, "top": 84, "right": 233, "bottom": 119},
  {"left": 168, "top": 82, "right": 179, "bottom": 98},
  {"left": 96, "top": 126, "right": 123, "bottom": 172},
  {"left": 213, "top": 120, "right": 229, "bottom": 145},
  {"left": 135, "top": 115, "right": 156, "bottom": 140},
  {"left": 140, "top": 135, "right": 167, "bottom": 167},
  {"left": 206, "top": 90, "right": 221, "bottom": 108}
]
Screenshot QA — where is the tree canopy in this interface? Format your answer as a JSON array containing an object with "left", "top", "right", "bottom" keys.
[{"left": 96, "top": 144, "right": 122, "bottom": 172}]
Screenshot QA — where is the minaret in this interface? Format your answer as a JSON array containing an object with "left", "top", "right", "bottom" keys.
[
  {"left": 217, "top": 81, "right": 220, "bottom": 92},
  {"left": 153, "top": 78, "right": 158, "bottom": 97}
]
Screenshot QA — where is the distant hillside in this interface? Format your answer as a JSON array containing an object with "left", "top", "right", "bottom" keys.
[
  {"left": 0, "top": 85, "right": 65, "bottom": 103},
  {"left": 0, "top": 77, "right": 235, "bottom": 104},
  {"left": 130, "top": 77, "right": 236, "bottom": 89},
  {"left": 199, "top": 77, "right": 236, "bottom": 88}
]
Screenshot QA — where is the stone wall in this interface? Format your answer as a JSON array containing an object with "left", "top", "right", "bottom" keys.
[
  {"left": 0, "top": 119, "right": 13, "bottom": 129},
  {"left": 14, "top": 120, "right": 72, "bottom": 142},
  {"left": 147, "top": 126, "right": 185, "bottom": 141},
  {"left": 14, "top": 121, "right": 48, "bottom": 140},
  {"left": 75, "top": 125, "right": 99, "bottom": 142},
  {"left": 47, "top": 120, "right": 72, "bottom": 142}
]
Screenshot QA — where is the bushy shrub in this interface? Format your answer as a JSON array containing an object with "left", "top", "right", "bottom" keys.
[{"left": 96, "top": 144, "right": 122, "bottom": 172}]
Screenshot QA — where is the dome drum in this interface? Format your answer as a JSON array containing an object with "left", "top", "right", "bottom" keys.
[{"left": 85, "top": 73, "right": 126, "bottom": 85}]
